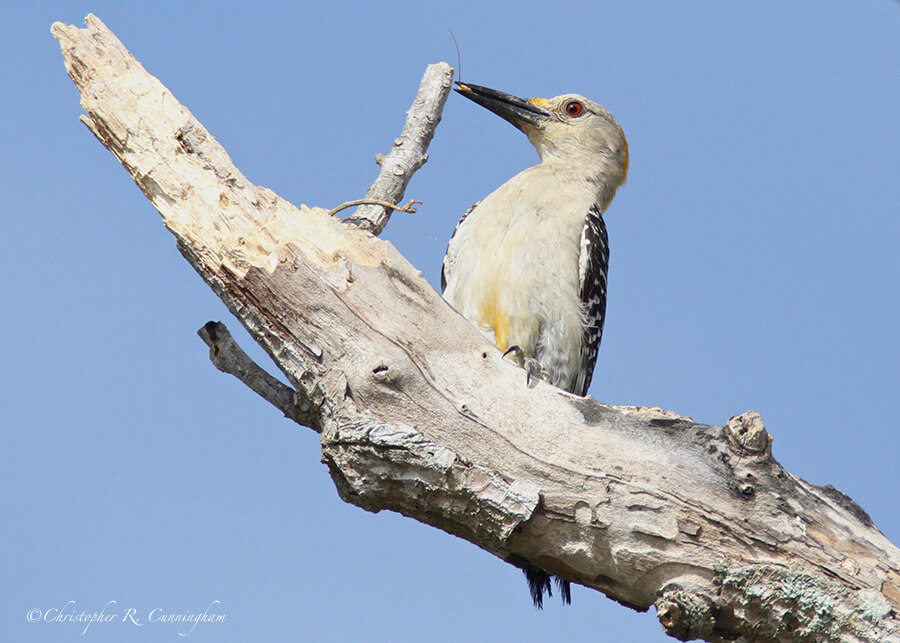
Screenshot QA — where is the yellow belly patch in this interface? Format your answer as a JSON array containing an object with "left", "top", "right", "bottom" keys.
[{"left": 477, "top": 296, "right": 510, "bottom": 353}]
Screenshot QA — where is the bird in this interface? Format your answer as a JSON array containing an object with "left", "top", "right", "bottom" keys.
[{"left": 441, "top": 81, "right": 629, "bottom": 607}]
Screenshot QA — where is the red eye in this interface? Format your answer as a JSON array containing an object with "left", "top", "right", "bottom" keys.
[{"left": 566, "top": 101, "right": 583, "bottom": 116}]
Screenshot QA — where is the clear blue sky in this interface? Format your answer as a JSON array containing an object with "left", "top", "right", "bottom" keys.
[{"left": 4, "top": 2, "right": 898, "bottom": 641}]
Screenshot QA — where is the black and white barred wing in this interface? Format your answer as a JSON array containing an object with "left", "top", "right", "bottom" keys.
[{"left": 573, "top": 204, "right": 610, "bottom": 397}]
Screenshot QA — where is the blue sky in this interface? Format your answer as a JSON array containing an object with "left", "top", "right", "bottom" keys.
[{"left": 3, "top": 2, "right": 898, "bottom": 641}]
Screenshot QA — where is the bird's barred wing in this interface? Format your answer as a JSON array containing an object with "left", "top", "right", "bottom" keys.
[
  {"left": 441, "top": 201, "right": 480, "bottom": 292},
  {"left": 573, "top": 204, "right": 610, "bottom": 397}
]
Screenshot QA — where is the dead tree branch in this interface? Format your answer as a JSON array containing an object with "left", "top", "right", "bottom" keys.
[
  {"left": 342, "top": 63, "right": 452, "bottom": 234},
  {"left": 53, "top": 14, "right": 900, "bottom": 642},
  {"left": 197, "top": 321, "right": 315, "bottom": 426}
]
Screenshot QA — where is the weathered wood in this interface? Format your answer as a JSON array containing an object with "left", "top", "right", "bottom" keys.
[
  {"left": 343, "top": 62, "right": 452, "bottom": 234},
  {"left": 53, "top": 14, "right": 900, "bottom": 642}
]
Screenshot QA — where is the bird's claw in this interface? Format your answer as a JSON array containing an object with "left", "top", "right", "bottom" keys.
[
  {"left": 524, "top": 358, "right": 543, "bottom": 388},
  {"left": 502, "top": 345, "right": 546, "bottom": 389},
  {"left": 502, "top": 345, "right": 525, "bottom": 366}
]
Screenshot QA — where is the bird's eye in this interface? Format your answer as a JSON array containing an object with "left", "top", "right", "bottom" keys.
[{"left": 565, "top": 101, "right": 583, "bottom": 117}]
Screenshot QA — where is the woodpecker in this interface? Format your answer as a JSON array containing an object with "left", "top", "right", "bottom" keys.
[{"left": 441, "top": 82, "right": 629, "bottom": 607}]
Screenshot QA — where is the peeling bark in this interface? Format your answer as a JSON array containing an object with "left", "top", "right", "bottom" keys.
[{"left": 53, "top": 15, "right": 900, "bottom": 642}]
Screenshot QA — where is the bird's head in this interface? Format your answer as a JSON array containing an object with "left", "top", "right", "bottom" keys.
[{"left": 455, "top": 81, "right": 628, "bottom": 186}]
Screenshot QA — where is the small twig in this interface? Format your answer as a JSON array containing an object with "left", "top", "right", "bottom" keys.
[
  {"left": 330, "top": 198, "right": 421, "bottom": 218},
  {"left": 197, "top": 321, "right": 319, "bottom": 430}
]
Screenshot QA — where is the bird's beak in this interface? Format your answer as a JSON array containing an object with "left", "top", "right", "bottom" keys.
[{"left": 455, "top": 81, "right": 553, "bottom": 131}]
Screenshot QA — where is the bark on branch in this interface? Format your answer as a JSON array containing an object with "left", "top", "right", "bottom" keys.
[{"left": 53, "top": 15, "right": 900, "bottom": 642}]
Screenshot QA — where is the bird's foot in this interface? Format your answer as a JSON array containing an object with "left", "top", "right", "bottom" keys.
[
  {"left": 502, "top": 346, "right": 546, "bottom": 388},
  {"left": 502, "top": 344, "right": 525, "bottom": 366},
  {"left": 524, "top": 358, "right": 544, "bottom": 388}
]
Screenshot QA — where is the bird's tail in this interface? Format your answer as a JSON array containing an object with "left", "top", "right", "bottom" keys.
[{"left": 523, "top": 565, "right": 571, "bottom": 608}]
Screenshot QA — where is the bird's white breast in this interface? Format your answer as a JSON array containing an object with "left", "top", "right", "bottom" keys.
[{"left": 443, "top": 164, "right": 594, "bottom": 390}]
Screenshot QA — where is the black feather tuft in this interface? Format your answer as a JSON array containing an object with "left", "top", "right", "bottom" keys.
[
  {"left": 555, "top": 576, "right": 572, "bottom": 605},
  {"left": 523, "top": 564, "right": 553, "bottom": 609}
]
